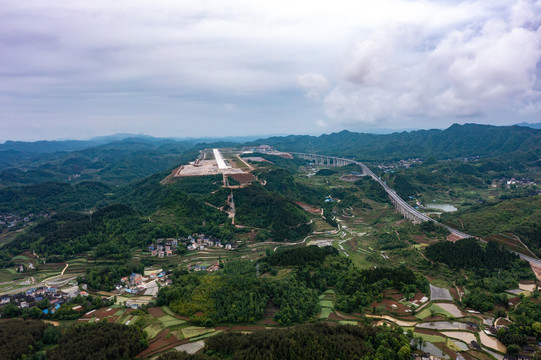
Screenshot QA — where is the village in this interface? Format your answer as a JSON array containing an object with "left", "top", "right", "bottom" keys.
[
  {"left": 0, "top": 212, "right": 50, "bottom": 230},
  {"left": 0, "top": 233, "right": 237, "bottom": 315}
]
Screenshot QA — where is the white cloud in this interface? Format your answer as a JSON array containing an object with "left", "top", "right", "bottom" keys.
[
  {"left": 1, "top": 0, "right": 541, "bottom": 140},
  {"left": 322, "top": 0, "right": 541, "bottom": 126},
  {"left": 297, "top": 73, "right": 329, "bottom": 100},
  {"left": 316, "top": 119, "right": 327, "bottom": 127}
]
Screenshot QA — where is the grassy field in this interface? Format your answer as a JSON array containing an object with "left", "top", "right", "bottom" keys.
[
  {"left": 319, "top": 300, "right": 333, "bottom": 308},
  {"left": 416, "top": 304, "right": 454, "bottom": 319},
  {"left": 313, "top": 218, "right": 336, "bottom": 232},
  {"left": 413, "top": 332, "right": 446, "bottom": 343},
  {"left": 158, "top": 315, "right": 186, "bottom": 328},
  {"left": 143, "top": 324, "right": 163, "bottom": 339},
  {"left": 182, "top": 326, "right": 215, "bottom": 338},
  {"left": 319, "top": 308, "right": 332, "bottom": 319},
  {"left": 190, "top": 330, "right": 223, "bottom": 341}
]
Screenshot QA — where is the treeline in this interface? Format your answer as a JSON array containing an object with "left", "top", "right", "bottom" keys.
[
  {"left": 259, "top": 169, "right": 327, "bottom": 205},
  {"left": 1, "top": 182, "right": 232, "bottom": 265},
  {"left": 426, "top": 238, "right": 535, "bottom": 311},
  {"left": 158, "top": 322, "right": 414, "bottom": 360}
]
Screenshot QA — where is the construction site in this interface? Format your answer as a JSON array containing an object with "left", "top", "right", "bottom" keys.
[{"left": 162, "top": 148, "right": 259, "bottom": 187}]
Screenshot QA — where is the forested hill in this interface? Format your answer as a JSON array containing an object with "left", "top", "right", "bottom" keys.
[
  {"left": 0, "top": 139, "right": 198, "bottom": 187},
  {"left": 251, "top": 124, "right": 541, "bottom": 161}
]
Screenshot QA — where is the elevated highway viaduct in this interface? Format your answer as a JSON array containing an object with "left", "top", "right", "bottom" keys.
[{"left": 291, "top": 152, "right": 538, "bottom": 264}]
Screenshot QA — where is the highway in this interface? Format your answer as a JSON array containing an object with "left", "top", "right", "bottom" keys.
[
  {"left": 291, "top": 152, "right": 540, "bottom": 266},
  {"left": 354, "top": 161, "right": 472, "bottom": 239}
]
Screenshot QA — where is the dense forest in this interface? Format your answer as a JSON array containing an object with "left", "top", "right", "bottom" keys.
[
  {"left": 157, "top": 322, "right": 415, "bottom": 360},
  {"left": 233, "top": 184, "right": 313, "bottom": 241},
  {"left": 47, "top": 321, "right": 147, "bottom": 360},
  {"left": 425, "top": 238, "right": 520, "bottom": 272},
  {"left": 0, "top": 319, "right": 51, "bottom": 360},
  {"left": 425, "top": 238, "right": 535, "bottom": 311},
  {"left": 0, "top": 181, "right": 111, "bottom": 215}
]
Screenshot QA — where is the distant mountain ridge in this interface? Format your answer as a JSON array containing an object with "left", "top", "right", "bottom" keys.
[
  {"left": 0, "top": 133, "right": 265, "bottom": 154},
  {"left": 515, "top": 122, "right": 541, "bottom": 130},
  {"left": 250, "top": 123, "right": 541, "bottom": 161}
]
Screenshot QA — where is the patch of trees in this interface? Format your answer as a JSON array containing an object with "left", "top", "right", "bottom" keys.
[
  {"left": 233, "top": 184, "right": 312, "bottom": 241},
  {"left": 258, "top": 169, "right": 326, "bottom": 206},
  {"left": 354, "top": 177, "right": 389, "bottom": 203},
  {"left": 461, "top": 288, "right": 500, "bottom": 312},
  {"left": 425, "top": 238, "right": 520, "bottom": 273},
  {"left": 165, "top": 265, "right": 269, "bottom": 326},
  {"left": 266, "top": 279, "right": 320, "bottom": 325},
  {"left": 159, "top": 260, "right": 322, "bottom": 326},
  {"left": 376, "top": 232, "right": 407, "bottom": 251},
  {"left": 497, "top": 296, "right": 541, "bottom": 347},
  {"left": 335, "top": 265, "right": 428, "bottom": 313},
  {"left": 2, "top": 178, "right": 234, "bottom": 266},
  {"left": 169, "top": 175, "right": 223, "bottom": 195},
  {"left": 84, "top": 260, "right": 144, "bottom": 291},
  {"left": 387, "top": 174, "right": 420, "bottom": 199},
  {"left": 157, "top": 322, "right": 414, "bottom": 360},
  {"left": 47, "top": 321, "right": 147, "bottom": 360},
  {"left": 315, "top": 168, "right": 337, "bottom": 176},
  {"left": 0, "top": 319, "right": 49, "bottom": 360}
]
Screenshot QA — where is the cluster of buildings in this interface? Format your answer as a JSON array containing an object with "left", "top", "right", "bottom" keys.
[
  {"left": 242, "top": 145, "right": 274, "bottom": 153},
  {"left": 148, "top": 238, "right": 178, "bottom": 257},
  {"left": 186, "top": 234, "right": 232, "bottom": 251},
  {"left": 147, "top": 235, "right": 235, "bottom": 255},
  {"left": 377, "top": 158, "right": 422, "bottom": 173},
  {"left": 0, "top": 284, "right": 85, "bottom": 315},
  {"left": 241, "top": 145, "right": 292, "bottom": 158},
  {"left": 187, "top": 263, "right": 220, "bottom": 272},
  {"left": 0, "top": 212, "right": 49, "bottom": 229},
  {"left": 117, "top": 271, "right": 168, "bottom": 296},
  {"left": 497, "top": 178, "right": 537, "bottom": 187}
]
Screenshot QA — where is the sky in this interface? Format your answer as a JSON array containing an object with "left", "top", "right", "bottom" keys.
[{"left": 1, "top": 0, "right": 541, "bottom": 141}]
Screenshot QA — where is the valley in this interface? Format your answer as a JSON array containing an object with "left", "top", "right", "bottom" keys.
[{"left": 1, "top": 124, "right": 540, "bottom": 360}]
